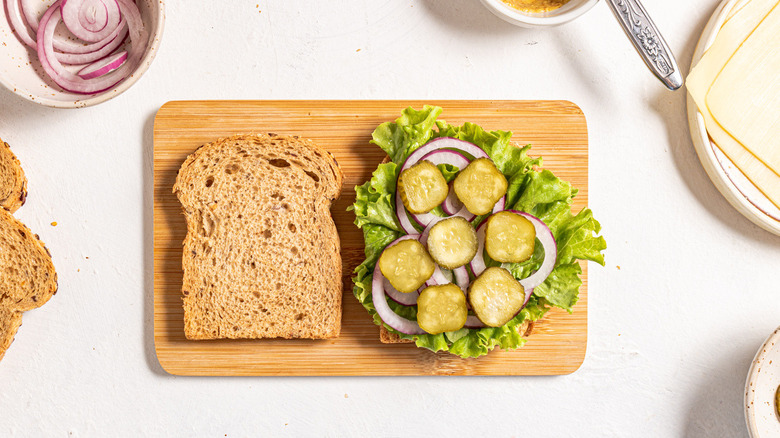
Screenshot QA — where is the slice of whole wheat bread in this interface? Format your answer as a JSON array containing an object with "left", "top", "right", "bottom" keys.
[
  {"left": 174, "top": 134, "right": 344, "bottom": 340},
  {"left": 0, "top": 208, "right": 58, "bottom": 361},
  {"left": 0, "top": 139, "right": 28, "bottom": 213}
]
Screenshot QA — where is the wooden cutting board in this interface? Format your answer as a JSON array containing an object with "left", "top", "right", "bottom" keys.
[{"left": 153, "top": 100, "right": 589, "bottom": 376}]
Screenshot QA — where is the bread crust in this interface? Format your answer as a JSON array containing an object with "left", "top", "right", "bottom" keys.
[
  {"left": 0, "top": 139, "right": 28, "bottom": 213},
  {"left": 174, "top": 134, "right": 344, "bottom": 340}
]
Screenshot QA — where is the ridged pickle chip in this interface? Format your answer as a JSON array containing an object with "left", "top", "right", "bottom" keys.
[
  {"left": 379, "top": 239, "right": 436, "bottom": 293},
  {"left": 397, "top": 161, "right": 449, "bottom": 214},
  {"left": 485, "top": 211, "right": 536, "bottom": 263},
  {"left": 416, "top": 284, "right": 468, "bottom": 334},
  {"left": 427, "top": 217, "right": 478, "bottom": 269},
  {"left": 468, "top": 267, "right": 525, "bottom": 327},
  {"left": 453, "top": 158, "right": 507, "bottom": 215}
]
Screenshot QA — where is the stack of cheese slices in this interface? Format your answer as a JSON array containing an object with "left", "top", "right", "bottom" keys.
[{"left": 687, "top": 0, "right": 780, "bottom": 210}]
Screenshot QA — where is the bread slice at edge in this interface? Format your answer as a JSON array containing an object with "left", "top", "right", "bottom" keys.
[
  {"left": 0, "top": 208, "right": 58, "bottom": 360},
  {"left": 0, "top": 139, "right": 28, "bottom": 213}
]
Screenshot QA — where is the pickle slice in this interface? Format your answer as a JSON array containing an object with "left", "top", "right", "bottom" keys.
[
  {"left": 468, "top": 267, "right": 525, "bottom": 327},
  {"left": 379, "top": 239, "right": 436, "bottom": 293},
  {"left": 453, "top": 158, "right": 507, "bottom": 215},
  {"left": 485, "top": 211, "right": 536, "bottom": 263},
  {"left": 416, "top": 284, "right": 468, "bottom": 335},
  {"left": 397, "top": 161, "right": 449, "bottom": 214},
  {"left": 427, "top": 217, "right": 478, "bottom": 269}
]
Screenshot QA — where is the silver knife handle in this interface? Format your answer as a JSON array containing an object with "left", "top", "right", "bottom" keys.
[{"left": 604, "top": 0, "right": 683, "bottom": 90}]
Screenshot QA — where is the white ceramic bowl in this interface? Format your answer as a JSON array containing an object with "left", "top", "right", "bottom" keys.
[
  {"left": 745, "top": 325, "right": 780, "bottom": 438},
  {"left": 480, "top": 0, "right": 599, "bottom": 27},
  {"left": 686, "top": 0, "right": 780, "bottom": 236},
  {"left": 0, "top": 0, "right": 165, "bottom": 108}
]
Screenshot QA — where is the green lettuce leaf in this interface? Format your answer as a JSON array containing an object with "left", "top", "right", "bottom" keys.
[{"left": 351, "top": 106, "right": 606, "bottom": 358}]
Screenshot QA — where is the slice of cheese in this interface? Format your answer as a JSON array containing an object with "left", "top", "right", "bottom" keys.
[
  {"left": 707, "top": 3, "right": 780, "bottom": 176},
  {"left": 687, "top": 0, "right": 780, "bottom": 209},
  {"left": 726, "top": 0, "right": 751, "bottom": 21}
]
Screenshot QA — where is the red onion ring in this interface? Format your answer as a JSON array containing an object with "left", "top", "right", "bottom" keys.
[
  {"left": 77, "top": 49, "right": 126, "bottom": 79},
  {"left": 470, "top": 221, "right": 489, "bottom": 277},
  {"left": 61, "top": 0, "right": 121, "bottom": 42},
  {"left": 395, "top": 190, "right": 420, "bottom": 235},
  {"left": 6, "top": 0, "right": 37, "bottom": 47},
  {"left": 425, "top": 265, "right": 452, "bottom": 287},
  {"left": 453, "top": 266, "right": 469, "bottom": 291},
  {"left": 399, "top": 137, "right": 489, "bottom": 175},
  {"left": 420, "top": 149, "right": 470, "bottom": 169},
  {"left": 442, "top": 183, "right": 470, "bottom": 217},
  {"left": 20, "top": 0, "right": 40, "bottom": 31},
  {"left": 509, "top": 211, "right": 557, "bottom": 291},
  {"left": 383, "top": 277, "right": 420, "bottom": 306}
]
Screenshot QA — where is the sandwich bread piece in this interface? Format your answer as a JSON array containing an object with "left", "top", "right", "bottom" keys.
[
  {"left": 174, "top": 134, "right": 344, "bottom": 340},
  {"left": 0, "top": 139, "right": 27, "bottom": 213},
  {"left": 0, "top": 140, "right": 57, "bottom": 361}
]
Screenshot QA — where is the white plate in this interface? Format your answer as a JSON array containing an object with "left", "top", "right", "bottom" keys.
[
  {"left": 686, "top": 0, "right": 780, "bottom": 236},
  {"left": 746, "top": 326, "right": 780, "bottom": 438}
]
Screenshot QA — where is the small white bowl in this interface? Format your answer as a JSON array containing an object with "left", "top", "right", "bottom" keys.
[
  {"left": 0, "top": 0, "right": 165, "bottom": 108},
  {"left": 745, "top": 325, "right": 780, "bottom": 438},
  {"left": 480, "top": 0, "right": 599, "bottom": 28}
]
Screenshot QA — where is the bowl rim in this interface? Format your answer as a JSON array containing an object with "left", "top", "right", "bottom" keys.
[
  {"left": 479, "top": 0, "right": 600, "bottom": 27},
  {"left": 745, "top": 325, "right": 780, "bottom": 438},
  {"left": 0, "top": 0, "right": 166, "bottom": 109}
]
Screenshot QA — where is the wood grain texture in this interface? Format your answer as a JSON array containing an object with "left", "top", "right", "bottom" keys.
[{"left": 154, "top": 100, "right": 589, "bottom": 376}]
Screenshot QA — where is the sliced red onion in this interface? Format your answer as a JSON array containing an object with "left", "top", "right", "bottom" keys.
[
  {"left": 410, "top": 210, "right": 437, "bottom": 228},
  {"left": 53, "top": 17, "right": 127, "bottom": 55},
  {"left": 442, "top": 183, "right": 467, "bottom": 217},
  {"left": 400, "top": 137, "right": 489, "bottom": 174},
  {"left": 470, "top": 221, "right": 488, "bottom": 277},
  {"left": 420, "top": 149, "right": 470, "bottom": 169},
  {"left": 372, "top": 265, "right": 425, "bottom": 335},
  {"left": 37, "top": 0, "right": 147, "bottom": 95},
  {"left": 20, "top": 0, "right": 41, "bottom": 31},
  {"left": 492, "top": 196, "right": 506, "bottom": 214},
  {"left": 420, "top": 215, "right": 446, "bottom": 246},
  {"left": 509, "top": 211, "right": 557, "bottom": 291},
  {"left": 6, "top": 0, "right": 38, "bottom": 47},
  {"left": 13, "top": 0, "right": 129, "bottom": 58},
  {"left": 61, "top": 0, "right": 121, "bottom": 42},
  {"left": 77, "top": 50, "right": 126, "bottom": 79},
  {"left": 383, "top": 277, "right": 420, "bottom": 306},
  {"left": 395, "top": 190, "right": 420, "bottom": 235},
  {"left": 425, "top": 265, "right": 452, "bottom": 287},
  {"left": 55, "top": 32, "right": 128, "bottom": 65},
  {"left": 453, "top": 266, "right": 469, "bottom": 291}
]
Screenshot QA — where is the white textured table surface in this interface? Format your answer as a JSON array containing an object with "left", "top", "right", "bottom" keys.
[{"left": 1, "top": 1, "right": 779, "bottom": 436}]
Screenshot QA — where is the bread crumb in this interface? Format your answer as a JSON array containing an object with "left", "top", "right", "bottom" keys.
[
  {"left": 616, "top": 265, "right": 621, "bottom": 270},
  {"left": 50, "top": 221, "right": 57, "bottom": 226},
  {"left": 344, "top": 394, "right": 348, "bottom": 398},
  {"left": 356, "top": 48, "right": 361, "bottom": 52}
]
